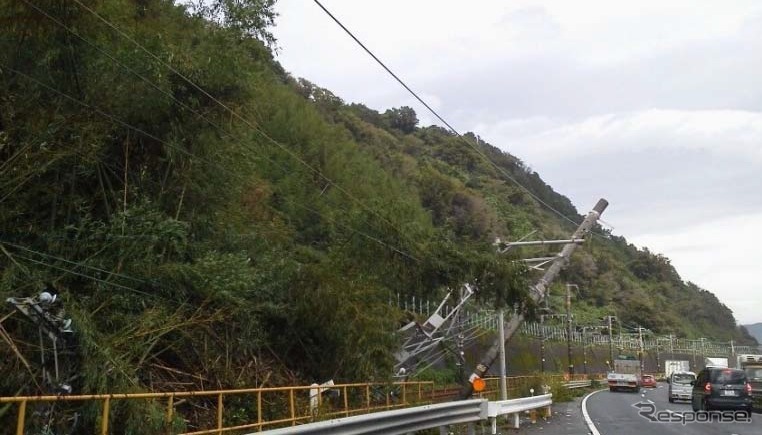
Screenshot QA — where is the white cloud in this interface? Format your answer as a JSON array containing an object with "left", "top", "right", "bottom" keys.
[
  {"left": 485, "top": 109, "right": 762, "bottom": 163},
  {"left": 272, "top": 1, "right": 762, "bottom": 325},
  {"left": 484, "top": 109, "right": 762, "bottom": 237},
  {"left": 632, "top": 213, "right": 762, "bottom": 324}
]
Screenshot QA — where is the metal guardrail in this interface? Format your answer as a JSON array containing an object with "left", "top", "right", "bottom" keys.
[
  {"left": 0, "top": 381, "right": 435, "bottom": 435},
  {"left": 487, "top": 394, "right": 552, "bottom": 417},
  {"left": 1, "top": 376, "right": 582, "bottom": 434},
  {"left": 254, "top": 394, "right": 555, "bottom": 435},
  {"left": 563, "top": 380, "right": 593, "bottom": 389},
  {"left": 479, "top": 374, "right": 587, "bottom": 399},
  {"left": 487, "top": 394, "right": 552, "bottom": 433},
  {"left": 252, "top": 399, "right": 488, "bottom": 435}
]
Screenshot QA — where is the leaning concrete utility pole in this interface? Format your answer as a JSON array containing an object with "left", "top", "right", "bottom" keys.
[{"left": 458, "top": 198, "right": 608, "bottom": 399}]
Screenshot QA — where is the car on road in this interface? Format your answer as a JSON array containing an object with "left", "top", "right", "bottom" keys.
[
  {"left": 668, "top": 371, "right": 695, "bottom": 402},
  {"left": 640, "top": 374, "right": 656, "bottom": 388},
  {"left": 691, "top": 367, "right": 753, "bottom": 416}
]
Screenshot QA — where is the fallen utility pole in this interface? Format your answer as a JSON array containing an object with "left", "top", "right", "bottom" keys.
[{"left": 458, "top": 198, "right": 608, "bottom": 399}]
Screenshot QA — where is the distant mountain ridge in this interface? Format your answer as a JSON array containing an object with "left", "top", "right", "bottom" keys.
[
  {"left": 0, "top": 4, "right": 757, "bottom": 433},
  {"left": 743, "top": 323, "right": 762, "bottom": 344}
]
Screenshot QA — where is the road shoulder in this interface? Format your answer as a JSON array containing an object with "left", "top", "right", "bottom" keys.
[{"left": 501, "top": 392, "right": 595, "bottom": 434}]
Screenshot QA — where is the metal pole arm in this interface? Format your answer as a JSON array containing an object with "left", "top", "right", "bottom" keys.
[{"left": 458, "top": 199, "right": 608, "bottom": 399}]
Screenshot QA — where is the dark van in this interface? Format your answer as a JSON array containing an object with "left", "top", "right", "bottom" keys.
[{"left": 691, "top": 367, "right": 753, "bottom": 416}]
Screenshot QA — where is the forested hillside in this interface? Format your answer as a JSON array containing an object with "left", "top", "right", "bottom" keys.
[{"left": 0, "top": 0, "right": 755, "bottom": 430}]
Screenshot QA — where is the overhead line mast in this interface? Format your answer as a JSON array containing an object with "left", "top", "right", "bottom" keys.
[{"left": 459, "top": 198, "right": 609, "bottom": 399}]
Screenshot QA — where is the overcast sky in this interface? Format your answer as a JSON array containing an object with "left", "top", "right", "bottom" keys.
[{"left": 271, "top": 0, "right": 762, "bottom": 325}]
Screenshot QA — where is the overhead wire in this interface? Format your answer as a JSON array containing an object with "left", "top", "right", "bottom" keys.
[
  {"left": 0, "top": 240, "right": 146, "bottom": 285},
  {"left": 1, "top": 244, "right": 217, "bottom": 323},
  {"left": 7, "top": 250, "right": 153, "bottom": 297},
  {"left": 13, "top": 0, "right": 284, "bottom": 185},
  {"left": 23, "top": 0, "right": 425, "bottom": 263},
  {"left": 0, "top": 63, "right": 420, "bottom": 263},
  {"left": 67, "top": 0, "right": 419, "bottom": 249},
  {"left": 410, "top": 322, "right": 492, "bottom": 375},
  {"left": 312, "top": 0, "right": 606, "bottom": 234}
]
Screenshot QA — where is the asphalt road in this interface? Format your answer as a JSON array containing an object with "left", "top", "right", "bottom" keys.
[
  {"left": 505, "top": 394, "right": 591, "bottom": 435},
  {"left": 583, "top": 383, "right": 760, "bottom": 435}
]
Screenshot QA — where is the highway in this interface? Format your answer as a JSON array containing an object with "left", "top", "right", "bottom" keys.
[{"left": 582, "top": 383, "right": 760, "bottom": 435}]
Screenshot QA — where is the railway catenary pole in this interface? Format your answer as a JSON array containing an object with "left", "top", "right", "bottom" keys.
[
  {"left": 607, "top": 316, "right": 616, "bottom": 370},
  {"left": 566, "top": 283, "right": 577, "bottom": 376},
  {"left": 458, "top": 198, "right": 608, "bottom": 399}
]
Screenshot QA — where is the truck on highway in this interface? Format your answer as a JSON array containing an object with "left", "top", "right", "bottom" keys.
[
  {"left": 607, "top": 355, "right": 641, "bottom": 392},
  {"left": 704, "top": 357, "right": 728, "bottom": 368},
  {"left": 735, "top": 354, "right": 762, "bottom": 369},
  {"left": 736, "top": 354, "right": 762, "bottom": 394},
  {"left": 664, "top": 360, "right": 690, "bottom": 379}
]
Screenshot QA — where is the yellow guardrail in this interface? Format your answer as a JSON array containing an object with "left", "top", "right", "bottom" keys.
[
  {"left": 1, "top": 374, "right": 602, "bottom": 433},
  {"left": 478, "top": 373, "right": 601, "bottom": 399},
  {"left": 0, "top": 381, "right": 435, "bottom": 435}
]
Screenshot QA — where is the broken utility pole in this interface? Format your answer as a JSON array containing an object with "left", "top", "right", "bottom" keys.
[{"left": 458, "top": 198, "right": 608, "bottom": 399}]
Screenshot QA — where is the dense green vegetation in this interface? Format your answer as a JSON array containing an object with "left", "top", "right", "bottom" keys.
[{"left": 0, "top": 0, "right": 755, "bottom": 431}]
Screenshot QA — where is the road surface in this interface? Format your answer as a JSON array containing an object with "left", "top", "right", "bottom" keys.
[{"left": 582, "top": 383, "right": 759, "bottom": 435}]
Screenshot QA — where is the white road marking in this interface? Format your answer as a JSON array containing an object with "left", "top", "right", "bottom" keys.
[{"left": 581, "top": 389, "right": 606, "bottom": 435}]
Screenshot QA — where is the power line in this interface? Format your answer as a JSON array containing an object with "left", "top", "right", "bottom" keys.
[
  {"left": 312, "top": 0, "right": 594, "bottom": 231},
  {"left": 17, "top": 0, "right": 275, "bottom": 181},
  {"left": 1, "top": 244, "right": 209, "bottom": 314},
  {"left": 68, "top": 0, "right": 416, "bottom": 248},
  {"left": 6, "top": 250, "right": 153, "bottom": 298},
  {"left": 0, "top": 240, "right": 146, "bottom": 284},
  {"left": 28, "top": 0, "right": 424, "bottom": 262},
  {"left": 1, "top": 64, "right": 421, "bottom": 263},
  {"left": 1, "top": 65, "right": 195, "bottom": 161},
  {"left": 293, "top": 203, "right": 420, "bottom": 262}
]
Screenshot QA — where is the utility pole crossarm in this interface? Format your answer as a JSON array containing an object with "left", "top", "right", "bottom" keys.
[
  {"left": 458, "top": 198, "right": 608, "bottom": 399},
  {"left": 497, "top": 238, "right": 586, "bottom": 251}
]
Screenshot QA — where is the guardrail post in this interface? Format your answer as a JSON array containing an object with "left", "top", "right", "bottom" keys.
[
  {"left": 490, "top": 416, "right": 497, "bottom": 434},
  {"left": 511, "top": 412, "right": 520, "bottom": 428},
  {"left": 165, "top": 394, "right": 174, "bottom": 434},
  {"left": 15, "top": 400, "right": 26, "bottom": 435},
  {"left": 217, "top": 393, "right": 224, "bottom": 434},
  {"left": 309, "top": 384, "right": 319, "bottom": 416},
  {"left": 289, "top": 389, "right": 295, "bottom": 426},
  {"left": 438, "top": 426, "right": 448, "bottom": 435},
  {"left": 101, "top": 397, "right": 111, "bottom": 435},
  {"left": 365, "top": 385, "right": 370, "bottom": 411},
  {"left": 257, "top": 390, "right": 262, "bottom": 432},
  {"left": 343, "top": 386, "right": 349, "bottom": 417},
  {"left": 467, "top": 422, "right": 475, "bottom": 435}
]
